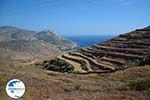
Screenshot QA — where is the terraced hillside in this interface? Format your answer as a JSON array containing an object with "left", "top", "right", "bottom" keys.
[{"left": 56, "top": 27, "right": 150, "bottom": 74}]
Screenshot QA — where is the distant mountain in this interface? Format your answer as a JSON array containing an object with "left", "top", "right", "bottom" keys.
[
  {"left": 0, "top": 25, "right": 37, "bottom": 41},
  {"left": 35, "top": 30, "right": 77, "bottom": 50},
  {"left": 0, "top": 26, "right": 77, "bottom": 51},
  {"left": 0, "top": 25, "right": 77, "bottom": 61}
]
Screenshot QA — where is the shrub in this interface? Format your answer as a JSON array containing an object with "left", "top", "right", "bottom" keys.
[
  {"left": 74, "top": 85, "right": 81, "bottom": 91},
  {"left": 139, "top": 57, "right": 150, "bottom": 66},
  {"left": 45, "top": 59, "right": 74, "bottom": 73},
  {"left": 126, "top": 80, "right": 150, "bottom": 90}
]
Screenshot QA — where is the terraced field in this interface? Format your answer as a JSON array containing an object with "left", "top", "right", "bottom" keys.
[{"left": 57, "top": 27, "right": 150, "bottom": 74}]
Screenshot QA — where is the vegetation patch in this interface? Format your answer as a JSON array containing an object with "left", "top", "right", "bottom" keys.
[
  {"left": 43, "top": 59, "right": 74, "bottom": 73},
  {"left": 0, "top": 75, "right": 8, "bottom": 99},
  {"left": 119, "top": 80, "right": 150, "bottom": 91},
  {"left": 139, "top": 57, "right": 150, "bottom": 66}
]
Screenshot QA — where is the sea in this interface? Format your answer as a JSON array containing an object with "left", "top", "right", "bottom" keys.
[{"left": 65, "top": 35, "right": 114, "bottom": 48}]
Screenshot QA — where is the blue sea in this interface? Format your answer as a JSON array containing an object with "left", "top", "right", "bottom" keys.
[{"left": 65, "top": 35, "right": 114, "bottom": 48}]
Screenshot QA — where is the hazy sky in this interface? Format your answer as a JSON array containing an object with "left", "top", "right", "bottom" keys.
[{"left": 0, "top": 0, "right": 150, "bottom": 36}]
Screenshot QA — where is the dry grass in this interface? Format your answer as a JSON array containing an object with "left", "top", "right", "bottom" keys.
[{"left": 0, "top": 60, "right": 150, "bottom": 100}]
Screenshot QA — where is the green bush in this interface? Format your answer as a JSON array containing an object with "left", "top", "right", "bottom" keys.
[
  {"left": 139, "top": 57, "right": 150, "bottom": 66},
  {"left": 126, "top": 80, "right": 150, "bottom": 90},
  {"left": 45, "top": 59, "right": 74, "bottom": 73}
]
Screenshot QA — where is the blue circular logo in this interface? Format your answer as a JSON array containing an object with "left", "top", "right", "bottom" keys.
[{"left": 6, "top": 79, "right": 25, "bottom": 99}]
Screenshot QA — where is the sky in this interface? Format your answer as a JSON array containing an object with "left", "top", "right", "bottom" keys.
[{"left": 0, "top": 0, "right": 150, "bottom": 36}]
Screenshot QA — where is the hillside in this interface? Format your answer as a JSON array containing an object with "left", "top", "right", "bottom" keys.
[
  {"left": 0, "top": 26, "right": 37, "bottom": 41},
  {"left": 48, "top": 26, "right": 150, "bottom": 73},
  {"left": 35, "top": 30, "right": 77, "bottom": 51},
  {"left": 0, "top": 26, "right": 78, "bottom": 63},
  {"left": 0, "top": 40, "right": 60, "bottom": 62},
  {"left": 0, "top": 26, "right": 77, "bottom": 51}
]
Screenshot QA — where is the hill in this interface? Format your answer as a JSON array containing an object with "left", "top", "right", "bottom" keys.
[
  {"left": 0, "top": 40, "right": 60, "bottom": 62},
  {"left": 46, "top": 26, "right": 150, "bottom": 73},
  {"left": 0, "top": 26, "right": 77, "bottom": 51},
  {"left": 0, "top": 25, "right": 37, "bottom": 41},
  {"left": 35, "top": 30, "right": 77, "bottom": 51},
  {"left": 0, "top": 26, "right": 78, "bottom": 63}
]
